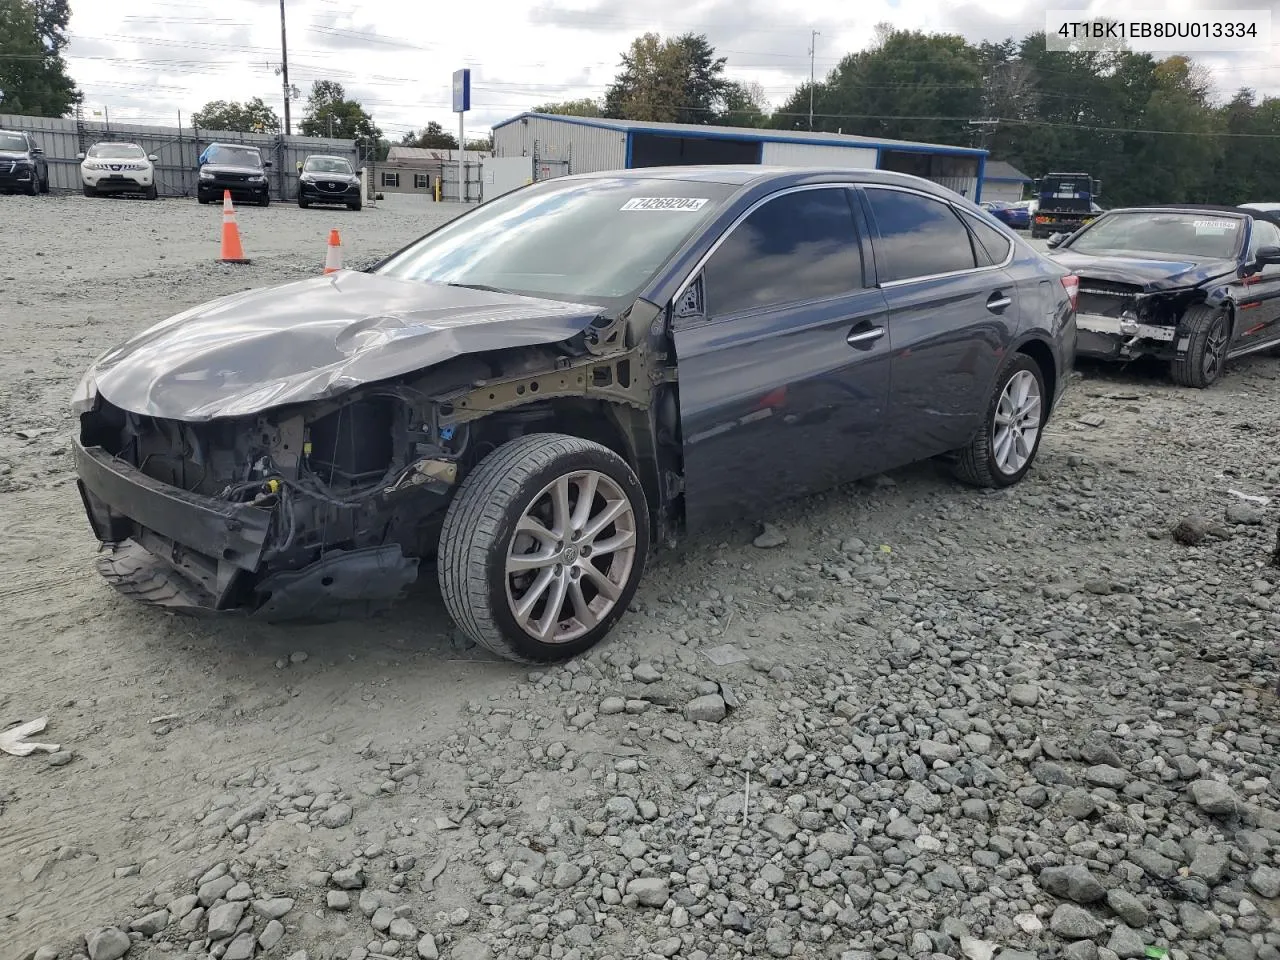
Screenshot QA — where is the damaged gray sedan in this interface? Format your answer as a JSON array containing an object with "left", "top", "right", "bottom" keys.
[
  {"left": 1047, "top": 204, "right": 1280, "bottom": 387},
  {"left": 72, "top": 166, "right": 1076, "bottom": 661}
]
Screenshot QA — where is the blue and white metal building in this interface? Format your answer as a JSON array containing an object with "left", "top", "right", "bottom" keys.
[{"left": 491, "top": 113, "right": 989, "bottom": 201}]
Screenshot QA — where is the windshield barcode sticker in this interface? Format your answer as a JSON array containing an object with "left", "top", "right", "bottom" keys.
[
  {"left": 1193, "top": 219, "right": 1238, "bottom": 232},
  {"left": 621, "top": 197, "right": 708, "bottom": 211}
]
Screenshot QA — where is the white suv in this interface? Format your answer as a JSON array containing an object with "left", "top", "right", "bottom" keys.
[{"left": 78, "top": 142, "right": 159, "bottom": 199}]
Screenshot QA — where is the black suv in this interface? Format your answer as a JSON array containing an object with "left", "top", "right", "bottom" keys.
[
  {"left": 297, "top": 154, "right": 362, "bottom": 210},
  {"left": 196, "top": 142, "right": 273, "bottom": 206},
  {"left": 0, "top": 129, "right": 50, "bottom": 195}
]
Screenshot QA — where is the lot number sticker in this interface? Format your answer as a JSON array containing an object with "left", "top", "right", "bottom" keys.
[
  {"left": 621, "top": 197, "right": 708, "bottom": 211},
  {"left": 1193, "top": 219, "right": 1238, "bottom": 234}
]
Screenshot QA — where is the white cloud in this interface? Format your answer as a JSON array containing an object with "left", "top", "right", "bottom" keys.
[{"left": 64, "top": 0, "right": 1280, "bottom": 136}]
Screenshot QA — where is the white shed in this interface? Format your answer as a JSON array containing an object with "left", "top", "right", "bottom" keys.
[{"left": 491, "top": 113, "right": 990, "bottom": 201}]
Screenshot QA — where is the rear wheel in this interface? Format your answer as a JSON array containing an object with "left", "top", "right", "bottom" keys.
[
  {"left": 438, "top": 433, "right": 650, "bottom": 663},
  {"left": 953, "top": 353, "right": 1047, "bottom": 488},
  {"left": 1170, "top": 304, "right": 1230, "bottom": 388}
]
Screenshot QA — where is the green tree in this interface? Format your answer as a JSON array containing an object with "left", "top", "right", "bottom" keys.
[
  {"left": 465, "top": 136, "right": 493, "bottom": 152},
  {"left": 604, "top": 32, "right": 732, "bottom": 124},
  {"left": 191, "top": 97, "right": 280, "bottom": 133},
  {"left": 399, "top": 121, "right": 457, "bottom": 149},
  {"left": 532, "top": 98, "right": 602, "bottom": 117},
  {"left": 299, "top": 80, "right": 382, "bottom": 155},
  {"left": 0, "top": 0, "right": 79, "bottom": 116},
  {"left": 774, "top": 29, "right": 983, "bottom": 143},
  {"left": 718, "top": 80, "right": 770, "bottom": 127}
]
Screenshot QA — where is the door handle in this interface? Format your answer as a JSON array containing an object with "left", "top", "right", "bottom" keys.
[
  {"left": 846, "top": 324, "right": 885, "bottom": 348},
  {"left": 987, "top": 292, "right": 1013, "bottom": 311}
]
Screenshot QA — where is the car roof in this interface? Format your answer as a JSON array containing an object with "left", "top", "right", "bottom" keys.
[
  {"left": 91, "top": 141, "right": 143, "bottom": 148},
  {"left": 305, "top": 154, "right": 350, "bottom": 161},
  {"left": 553, "top": 164, "right": 972, "bottom": 200},
  {"left": 0, "top": 129, "right": 28, "bottom": 137}
]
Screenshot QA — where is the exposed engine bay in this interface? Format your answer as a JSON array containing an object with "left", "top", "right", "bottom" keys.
[{"left": 74, "top": 310, "right": 683, "bottom": 621}]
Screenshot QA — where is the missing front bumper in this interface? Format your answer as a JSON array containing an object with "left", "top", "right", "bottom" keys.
[
  {"left": 75, "top": 439, "right": 421, "bottom": 619},
  {"left": 1074, "top": 313, "right": 1184, "bottom": 360}
]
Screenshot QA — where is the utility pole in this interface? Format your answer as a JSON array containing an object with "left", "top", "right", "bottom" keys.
[
  {"left": 808, "top": 30, "right": 820, "bottom": 131},
  {"left": 967, "top": 118, "right": 997, "bottom": 152},
  {"left": 279, "top": 0, "right": 291, "bottom": 136}
]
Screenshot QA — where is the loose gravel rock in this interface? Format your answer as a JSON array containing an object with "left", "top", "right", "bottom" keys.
[{"left": 2, "top": 202, "right": 1278, "bottom": 960}]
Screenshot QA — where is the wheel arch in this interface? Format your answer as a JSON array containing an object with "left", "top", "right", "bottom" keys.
[
  {"left": 480, "top": 397, "right": 667, "bottom": 543},
  {"left": 1011, "top": 336, "right": 1058, "bottom": 414}
]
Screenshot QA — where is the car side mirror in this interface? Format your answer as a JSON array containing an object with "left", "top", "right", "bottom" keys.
[
  {"left": 76, "top": 152, "right": 85, "bottom": 160},
  {"left": 148, "top": 154, "right": 159, "bottom": 162},
  {"left": 1046, "top": 233, "right": 1067, "bottom": 249},
  {"left": 1255, "top": 244, "right": 1280, "bottom": 267},
  {"left": 31, "top": 146, "right": 43, "bottom": 154},
  {"left": 263, "top": 160, "right": 273, "bottom": 168}
]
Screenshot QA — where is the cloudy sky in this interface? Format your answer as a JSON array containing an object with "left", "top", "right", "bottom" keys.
[{"left": 65, "top": 0, "right": 1279, "bottom": 139}]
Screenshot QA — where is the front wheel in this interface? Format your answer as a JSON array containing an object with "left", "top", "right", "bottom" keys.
[
  {"left": 953, "top": 353, "right": 1047, "bottom": 488},
  {"left": 26, "top": 175, "right": 39, "bottom": 196},
  {"left": 145, "top": 183, "right": 158, "bottom": 200},
  {"left": 438, "top": 433, "right": 650, "bottom": 663},
  {"left": 39, "top": 175, "right": 49, "bottom": 194},
  {"left": 298, "top": 198, "right": 309, "bottom": 209},
  {"left": 348, "top": 200, "right": 362, "bottom": 211},
  {"left": 1170, "top": 304, "right": 1230, "bottom": 388},
  {"left": 83, "top": 184, "right": 96, "bottom": 198}
]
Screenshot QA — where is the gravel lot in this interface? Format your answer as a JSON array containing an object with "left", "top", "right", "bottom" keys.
[{"left": 1, "top": 192, "right": 1278, "bottom": 960}]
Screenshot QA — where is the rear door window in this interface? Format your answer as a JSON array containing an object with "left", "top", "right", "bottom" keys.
[
  {"left": 703, "top": 187, "right": 864, "bottom": 317},
  {"left": 865, "top": 188, "right": 979, "bottom": 282}
]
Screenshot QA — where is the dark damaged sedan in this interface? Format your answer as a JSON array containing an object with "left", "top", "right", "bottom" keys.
[
  {"left": 1047, "top": 204, "right": 1280, "bottom": 387},
  {"left": 72, "top": 166, "right": 1077, "bottom": 662}
]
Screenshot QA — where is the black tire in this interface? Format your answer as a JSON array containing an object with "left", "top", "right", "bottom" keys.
[
  {"left": 26, "top": 175, "right": 39, "bottom": 196},
  {"left": 953, "top": 352, "right": 1048, "bottom": 489},
  {"left": 438, "top": 433, "right": 650, "bottom": 663},
  {"left": 82, "top": 184, "right": 95, "bottom": 198},
  {"left": 39, "top": 175, "right": 49, "bottom": 194},
  {"left": 298, "top": 198, "right": 309, "bottom": 209},
  {"left": 145, "top": 183, "right": 158, "bottom": 200},
  {"left": 258, "top": 194, "right": 270, "bottom": 207},
  {"left": 348, "top": 200, "right": 362, "bottom": 211},
  {"left": 1170, "top": 304, "right": 1230, "bottom": 388}
]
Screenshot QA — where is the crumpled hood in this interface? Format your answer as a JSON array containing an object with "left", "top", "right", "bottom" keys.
[
  {"left": 86, "top": 271, "right": 602, "bottom": 421},
  {"left": 1049, "top": 250, "right": 1237, "bottom": 291}
]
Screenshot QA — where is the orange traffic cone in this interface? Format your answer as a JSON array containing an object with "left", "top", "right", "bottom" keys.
[
  {"left": 323, "top": 229, "right": 343, "bottom": 274},
  {"left": 219, "top": 190, "right": 249, "bottom": 264}
]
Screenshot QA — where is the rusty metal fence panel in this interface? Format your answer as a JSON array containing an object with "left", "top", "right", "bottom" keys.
[{"left": 0, "top": 113, "right": 359, "bottom": 200}]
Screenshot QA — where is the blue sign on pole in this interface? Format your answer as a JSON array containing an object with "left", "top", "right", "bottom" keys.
[{"left": 452, "top": 69, "right": 471, "bottom": 113}]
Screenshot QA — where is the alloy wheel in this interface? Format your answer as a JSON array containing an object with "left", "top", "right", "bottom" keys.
[
  {"left": 992, "top": 369, "right": 1042, "bottom": 475},
  {"left": 504, "top": 470, "right": 638, "bottom": 645},
  {"left": 1203, "top": 319, "right": 1228, "bottom": 380}
]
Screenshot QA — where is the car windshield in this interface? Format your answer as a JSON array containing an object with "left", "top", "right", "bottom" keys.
[
  {"left": 1066, "top": 211, "right": 1245, "bottom": 260},
  {"left": 205, "top": 145, "right": 262, "bottom": 168},
  {"left": 376, "top": 176, "right": 736, "bottom": 303},
  {"left": 0, "top": 132, "right": 28, "bottom": 151},
  {"left": 305, "top": 157, "right": 352, "bottom": 174},
  {"left": 88, "top": 143, "right": 145, "bottom": 159}
]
